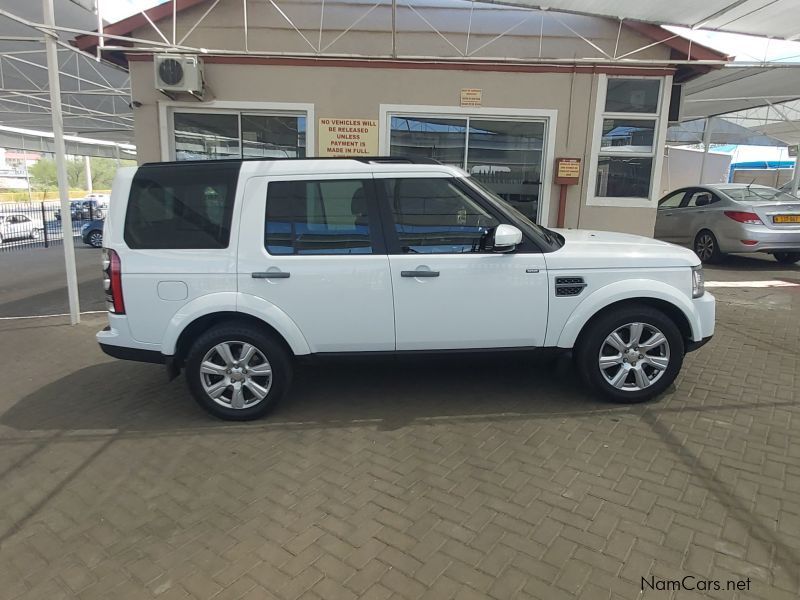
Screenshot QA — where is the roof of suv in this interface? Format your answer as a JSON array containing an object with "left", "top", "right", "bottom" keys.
[{"left": 140, "top": 156, "right": 467, "bottom": 177}]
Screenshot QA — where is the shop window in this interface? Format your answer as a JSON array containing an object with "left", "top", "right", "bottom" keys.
[
  {"left": 388, "top": 116, "right": 545, "bottom": 223},
  {"left": 593, "top": 78, "right": 662, "bottom": 200},
  {"left": 173, "top": 111, "right": 306, "bottom": 160}
]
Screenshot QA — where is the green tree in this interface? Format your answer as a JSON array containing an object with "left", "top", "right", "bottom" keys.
[{"left": 28, "top": 158, "right": 58, "bottom": 198}]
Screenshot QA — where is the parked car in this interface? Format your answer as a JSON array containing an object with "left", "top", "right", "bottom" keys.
[
  {"left": 81, "top": 219, "right": 104, "bottom": 248},
  {"left": 655, "top": 184, "right": 800, "bottom": 264},
  {"left": 81, "top": 194, "right": 110, "bottom": 220},
  {"left": 55, "top": 199, "right": 83, "bottom": 221},
  {"left": 55, "top": 195, "right": 110, "bottom": 221},
  {"left": 97, "top": 158, "right": 715, "bottom": 421},
  {"left": 0, "top": 213, "right": 44, "bottom": 243}
]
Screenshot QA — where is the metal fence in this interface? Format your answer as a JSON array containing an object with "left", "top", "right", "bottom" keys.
[{"left": 0, "top": 201, "right": 91, "bottom": 252}]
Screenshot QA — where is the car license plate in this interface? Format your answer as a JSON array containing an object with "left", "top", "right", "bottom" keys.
[{"left": 774, "top": 215, "right": 800, "bottom": 223}]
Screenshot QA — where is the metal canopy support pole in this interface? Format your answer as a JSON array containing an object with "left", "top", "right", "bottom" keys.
[
  {"left": 791, "top": 151, "right": 800, "bottom": 197},
  {"left": 699, "top": 117, "right": 712, "bottom": 184},
  {"left": 43, "top": 0, "right": 80, "bottom": 324},
  {"left": 84, "top": 155, "right": 92, "bottom": 192}
]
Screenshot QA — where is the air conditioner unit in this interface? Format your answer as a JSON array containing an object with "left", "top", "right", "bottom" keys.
[{"left": 154, "top": 54, "right": 204, "bottom": 97}]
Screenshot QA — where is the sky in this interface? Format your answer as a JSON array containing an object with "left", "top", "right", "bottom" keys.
[{"left": 101, "top": 0, "right": 800, "bottom": 63}]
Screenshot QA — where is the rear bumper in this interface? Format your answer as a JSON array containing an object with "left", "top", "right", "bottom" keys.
[
  {"left": 99, "top": 341, "right": 165, "bottom": 364},
  {"left": 723, "top": 225, "right": 800, "bottom": 253}
]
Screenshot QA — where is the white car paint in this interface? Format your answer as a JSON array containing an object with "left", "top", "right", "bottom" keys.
[{"left": 97, "top": 160, "right": 715, "bottom": 364}]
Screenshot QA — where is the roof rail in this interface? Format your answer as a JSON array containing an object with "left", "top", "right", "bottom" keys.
[{"left": 142, "top": 155, "right": 443, "bottom": 167}]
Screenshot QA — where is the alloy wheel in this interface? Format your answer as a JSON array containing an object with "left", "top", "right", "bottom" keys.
[
  {"left": 199, "top": 341, "right": 273, "bottom": 409},
  {"left": 695, "top": 234, "right": 714, "bottom": 262},
  {"left": 89, "top": 232, "right": 103, "bottom": 248},
  {"left": 598, "top": 322, "right": 670, "bottom": 391}
]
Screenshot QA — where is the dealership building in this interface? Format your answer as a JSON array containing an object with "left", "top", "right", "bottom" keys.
[{"left": 76, "top": 0, "right": 727, "bottom": 236}]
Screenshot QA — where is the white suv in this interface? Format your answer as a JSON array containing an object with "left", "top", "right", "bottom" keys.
[{"left": 98, "top": 158, "right": 715, "bottom": 420}]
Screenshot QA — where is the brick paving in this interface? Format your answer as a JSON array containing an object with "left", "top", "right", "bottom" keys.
[{"left": 0, "top": 256, "right": 798, "bottom": 599}]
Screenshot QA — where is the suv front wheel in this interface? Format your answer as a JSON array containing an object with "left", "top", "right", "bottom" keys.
[
  {"left": 185, "top": 323, "right": 292, "bottom": 420},
  {"left": 575, "top": 305, "right": 684, "bottom": 403}
]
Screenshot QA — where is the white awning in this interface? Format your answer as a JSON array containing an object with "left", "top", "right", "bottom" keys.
[
  {"left": 0, "top": 0, "right": 134, "bottom": 147},
  {"left": 672, "top": 65, "right": 800, "bottom": 146},
  {"left": 482, "top": 0, "right": 800, "bottom": 40}
]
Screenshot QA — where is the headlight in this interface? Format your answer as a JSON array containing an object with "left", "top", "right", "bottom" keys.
[
  {"left": 692, "top": 265, "right": 705, "bottom": 298},
  {"left": 81, "top": 222, "right": 90, "bottom": 233}
]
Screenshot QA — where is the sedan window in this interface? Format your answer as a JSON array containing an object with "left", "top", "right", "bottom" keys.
[
  {"left": 686, "top": 192, "right": 718, "bottom": 208},
  {"left": 658, "top": 191, "right": 684, "bottom": 208}
]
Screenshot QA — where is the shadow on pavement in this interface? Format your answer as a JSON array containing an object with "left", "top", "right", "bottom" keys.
[
  {"left": 2, "top": 353, "right": 619, "bottom": 435},
  {"left": 708, "top": 253, "right": 800, "bottom": 273}
]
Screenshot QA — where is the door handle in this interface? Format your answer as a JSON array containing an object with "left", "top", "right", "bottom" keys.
[
  {"left": 401, "top": 270, "right": 440, "bottom": 278},
  {"left": 252, "top": 271, "right": 290, "bottom": 279}
]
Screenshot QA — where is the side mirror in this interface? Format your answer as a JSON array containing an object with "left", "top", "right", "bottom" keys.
[{"left": 492, "top": 224, "right": 523, "bottom": 253}]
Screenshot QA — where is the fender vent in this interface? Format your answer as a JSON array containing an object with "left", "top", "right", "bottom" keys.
[{"left": 555, "top": 276, "right": 587, "bottom": 297}]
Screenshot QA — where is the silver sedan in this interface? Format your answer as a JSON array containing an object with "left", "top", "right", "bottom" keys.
[{"left": 654, "top": 184, "right": 800, "bottom": 264}]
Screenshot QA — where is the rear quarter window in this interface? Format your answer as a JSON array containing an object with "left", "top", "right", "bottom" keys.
[{"left": 124, "top": 163, "right": 239, "bottom": 249}]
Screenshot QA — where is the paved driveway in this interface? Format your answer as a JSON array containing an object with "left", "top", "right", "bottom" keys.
[{"left": 0, "top": 255, "right": 798, "bottom": 600}]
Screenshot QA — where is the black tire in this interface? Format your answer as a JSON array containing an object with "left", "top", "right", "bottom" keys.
[
  {"left": 575, "top": 304, "right": 685, "bottom": 404},
  {"left": 694, "top": 230, "right": 724, "bottom": 264},
  {"left": 185, "top": 322, "right": 292, "bottom": 421},
  {"left": 87, "top": 231, "right": 103, "bottom": 248},
  {"left": 773, "top": 251, "right": 800, "bottom": 265}
]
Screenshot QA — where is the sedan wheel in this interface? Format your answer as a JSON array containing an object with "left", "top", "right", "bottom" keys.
[
  {"left": 30, "top": 228, "right": 41, "bottom": 240},
  {"left": 88, "top": 231, "right": 103, "bottom": 248},
  {"left": 773, "top": 252, "right": 800, "bottom": 265},
  {"left": 694, "top": 230, "right": 722, "bottom": 263}
]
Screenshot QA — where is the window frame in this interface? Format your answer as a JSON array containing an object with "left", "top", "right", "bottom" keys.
[
  {"left": 123, "top": 162, "right": 240, "bottom": 250},
  {"left": 373, "top": 174, "right": 544, "bottom": 255},
  {"left": 657, "top": 189, "right": 688, "bottom": 209},
  {"left": 587, "top": 75, "right": 672, "bottom": 208},
  {"left": 379, "top": 105, "right": 557, "bottom": 226},
  {"left": 263, "top": 176, "right": 386, "bottom": 256},
  {"left": 159, "top": 101, "right": 315, "bottom": 162}
]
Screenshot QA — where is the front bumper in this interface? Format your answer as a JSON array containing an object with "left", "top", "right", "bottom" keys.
[
  {"left": 686, "top": 335, "right": 713, "bottom": 353},
  {"left": 692, "top": 291, "right": 715, "bottom": 340}
]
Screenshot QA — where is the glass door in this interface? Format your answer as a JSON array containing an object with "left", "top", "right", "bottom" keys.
[{"left": 389, "top": 115, "right": 546, "bottom": 223}]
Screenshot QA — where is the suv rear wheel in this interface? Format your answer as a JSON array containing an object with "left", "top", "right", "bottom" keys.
[
  {"left": 575, "top": 305, "right": 684, "bottom": 403},
  {"left": 185, "top": 323, "right": 292, "bottom": 420}
]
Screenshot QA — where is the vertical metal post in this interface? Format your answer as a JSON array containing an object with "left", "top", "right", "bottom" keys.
[
  {"left": 791, "top": 150, "right": 800, "bottom": 197},
  {"left": 84, "top": 155, "right": 92, "bottom": 192},
  {"left": 40, "top": 202, "right": 50, "bottom": 248},
  {"left": 44, "top": 0, "right": 80, "bottom": 324},
  {"left": 699, "top": 117, "right": 712, "bottom": 184},
  {"left": 391, "top": 0, "right": 397, "bottom": 58}
]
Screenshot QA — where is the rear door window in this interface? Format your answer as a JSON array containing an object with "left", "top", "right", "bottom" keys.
[
  {"left": 124, "top": 162, "right": 239, "bottom": 249},
  {"left": 265, "top": 179, "right": 375, "bottom": 255}
]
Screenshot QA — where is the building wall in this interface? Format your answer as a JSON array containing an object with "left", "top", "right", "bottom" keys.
[
  {"left": 130, "top": 60, "right": 664, "bottom": 235},
  {"left": 126, "top": 1, "right": 676, "bottom": 236}
]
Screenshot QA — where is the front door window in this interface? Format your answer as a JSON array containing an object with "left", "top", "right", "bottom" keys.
[{"left": 389, "top": 115, "right": 546, "bottom": 223}]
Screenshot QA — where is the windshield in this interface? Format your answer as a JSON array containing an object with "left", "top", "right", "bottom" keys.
[
  {"left": 463, "top": 177, "right": 562, "bottom": 248},
  {"left": 719, "top": 186, "right": 798, "bottom": 203}
]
